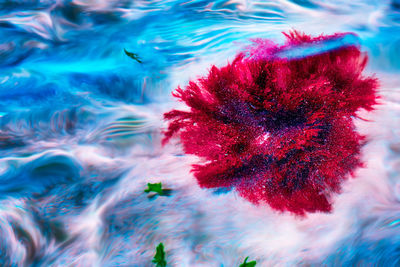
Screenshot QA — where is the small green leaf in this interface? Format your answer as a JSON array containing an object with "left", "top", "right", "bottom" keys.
[
  {"left": 144, "top": 182, "right": 165, "bottom": 195},
  {"left": 124, "top": 48, "right": 142, "bottom": 63},
  {"left": 239, "top": 256, "right": 256, "bottom": 267},
  {"left": 152, "top": 243, "right": 167, "bottom": 267}
]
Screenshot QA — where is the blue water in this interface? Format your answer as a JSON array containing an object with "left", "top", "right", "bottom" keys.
[{"left": 1, "top": 0, "right": 400, "bottom": 266}]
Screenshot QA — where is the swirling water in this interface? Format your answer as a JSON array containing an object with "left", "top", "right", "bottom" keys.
[{"left": 1, "top": 0, "right": 400, "bottom": 266}]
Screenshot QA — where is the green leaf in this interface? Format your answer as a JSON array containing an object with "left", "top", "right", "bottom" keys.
[
  {"left": 144, "top": 182, "right": 165, "bottom": 195},
  {"left": 152, "top": 243, "right": 167, "bottom": 267},
  {"left": 239, "top": 256, "right": 256, "bottom": 267},
  {"left": 124, "top": 48, "right": 142, "bottom": 63}
]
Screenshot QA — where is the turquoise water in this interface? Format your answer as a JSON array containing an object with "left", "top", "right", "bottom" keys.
[{"left": 1, "top": 0, "right": 400, "bottom": 266}]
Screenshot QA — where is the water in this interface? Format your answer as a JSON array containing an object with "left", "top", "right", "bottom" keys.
[{"left": 0, "top": 0, "right": 400, "bottom": 266}]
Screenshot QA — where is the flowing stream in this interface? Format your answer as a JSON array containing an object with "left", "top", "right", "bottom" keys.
[{"left": 0, "top": 0, "right": 400, "bottom": 266}]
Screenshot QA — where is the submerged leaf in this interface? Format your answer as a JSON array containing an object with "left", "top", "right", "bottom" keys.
[{"left": 124, "top": 48, "right": 142, "bottom": 63}]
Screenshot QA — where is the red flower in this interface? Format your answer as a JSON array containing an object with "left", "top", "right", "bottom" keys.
[{"left": 163, "top": 31, "right": 379, "bottom": 215}]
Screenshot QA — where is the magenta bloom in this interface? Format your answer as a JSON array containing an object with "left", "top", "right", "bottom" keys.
[{"left": 163, "top": 31, "right": 378, "bottom": 215}]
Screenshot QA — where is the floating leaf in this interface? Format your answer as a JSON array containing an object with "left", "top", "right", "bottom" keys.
[
  {"left": 144, "top": 182, "right": 164, "bottom": 195},
  {"left": 144, "top": 182, "right": 172, "bottom": 197},
  {"left": 239, "top": 256, "right": 256, "bottom": 267},
  {"left": 124, "top": 48, "right": 142, "bottom": 63},
  {"left": 152, "top": 243, "right": 167, "bottom": 267}
]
